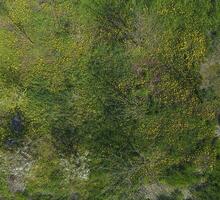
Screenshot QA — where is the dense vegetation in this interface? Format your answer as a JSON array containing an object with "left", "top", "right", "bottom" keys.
[{"left": 0, "top": 0, "right": 220, "bottom": 199}]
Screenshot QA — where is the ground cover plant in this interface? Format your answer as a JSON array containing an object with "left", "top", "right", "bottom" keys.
[{"left": 0, "top": 0, "right": 220, "bottom": 199}]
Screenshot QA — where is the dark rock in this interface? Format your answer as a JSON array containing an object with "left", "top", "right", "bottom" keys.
[
  {"left": 38, "top": 0, "right": 47, "bottom": 4},
  {"left": 211, "top": 136, "right": 218, "bottom": 146},
  {"left": 11, "top": 113, "right": 23, "bottom": 134},
  {"left": 69, "top": 193, "right": 80, "bottom": 200},
  {"left": 5, "top": 138, "right": 17, "bottom": 148},
  {"left": 209, "top": 30, "right": 217, "bottom": 41},
  {"left": 193, "top": 182, "right": 208, "bottom": 191},
  {"left": 217, "top": 113, "right": 220, "bottom": 125}
]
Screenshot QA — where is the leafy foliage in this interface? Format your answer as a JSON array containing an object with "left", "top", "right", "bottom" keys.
[{"left": 0, "top": 0, "right": 220, "bottom": 199}]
